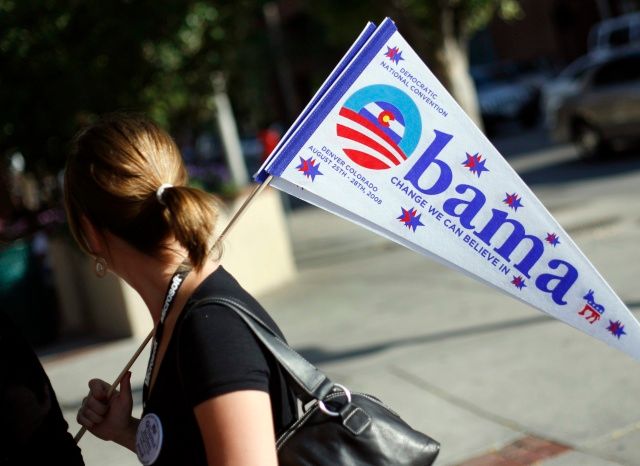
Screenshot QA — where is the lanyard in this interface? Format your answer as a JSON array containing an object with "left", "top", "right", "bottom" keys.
[{"left": 143, "top": 267, "right": 190, "bottom": 406}]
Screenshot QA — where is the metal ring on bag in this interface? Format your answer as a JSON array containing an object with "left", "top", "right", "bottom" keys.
[{"left": 318, "top": 384, "right": 352, "bottom": 417}]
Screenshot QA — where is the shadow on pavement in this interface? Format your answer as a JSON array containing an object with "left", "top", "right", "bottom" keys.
[
  {"left": 298, "top": 302, "right": 640, "bottom": 365},
  {"left": 490, "top": 124, "right": 556, "bottom": 158},
  {"left": 488, "top": 123, "right": 640, "bottom": 185},
  {"left": 297, "top": 313, "right": 552, "bottom": 365},
  {"left": 519, "top": 149, "right": 640, "bottom": 186}
]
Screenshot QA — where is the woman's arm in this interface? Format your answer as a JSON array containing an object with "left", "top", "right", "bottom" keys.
[{"left": 194, "top": 390, "right": 278, "bottom": 466}]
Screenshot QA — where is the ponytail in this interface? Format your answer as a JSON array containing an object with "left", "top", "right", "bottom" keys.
[
  {"left": 64, "top": 112, "right": 223, "bottom": 270},
  {"left": 160, "top": 185, "right": 220, "bottom": 270}
]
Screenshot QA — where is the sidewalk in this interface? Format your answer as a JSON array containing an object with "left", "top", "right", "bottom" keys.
[
  {"left": 263, "top": 198, "right": 640, "bottom": 466},
  {"left": 44, "top": 141, "right": 640, "bottom": 465}
]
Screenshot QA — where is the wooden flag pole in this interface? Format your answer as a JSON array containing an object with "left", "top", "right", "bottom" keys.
[
  {"left": 211, "top": 175, "right": 274, "bottom": 252},
  {"left": 74, "top": 176, "right": 274, "bottom": 443}
]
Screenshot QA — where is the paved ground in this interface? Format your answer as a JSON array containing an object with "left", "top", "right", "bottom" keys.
[{"left": 43, "top": 127, "right": 640, "bottom": 465}]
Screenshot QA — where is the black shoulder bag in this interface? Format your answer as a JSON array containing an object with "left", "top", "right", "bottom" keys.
[{"left": 191, "top": 297, "right": 440, "bottom": 466}]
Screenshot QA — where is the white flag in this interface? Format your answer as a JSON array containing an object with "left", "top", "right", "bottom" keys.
[{"left": 256, "top": 18, "right": 640, "bottom": 360}]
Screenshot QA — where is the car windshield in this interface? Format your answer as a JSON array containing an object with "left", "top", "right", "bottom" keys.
[{"left": 608, "top": 26, "right": 632, "bottom": 47}]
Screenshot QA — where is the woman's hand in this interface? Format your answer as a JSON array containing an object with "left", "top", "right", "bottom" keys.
[{"left": 77, "top": 371, "right": 139, "bottom": 451}]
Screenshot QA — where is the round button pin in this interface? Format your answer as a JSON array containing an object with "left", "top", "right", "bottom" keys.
[{"left": 136, "top": 413, "right": 163, "bottom": 465}]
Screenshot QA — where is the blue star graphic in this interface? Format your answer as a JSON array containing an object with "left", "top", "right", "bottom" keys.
[
  {"left": 504, "top": 193, "right": 524, "bottom": 211},
  {"left": 397, "top": 207, "right": 424, "bottom": 232},
  {"left": 385, "top": 46, "right": 404, "bottom": 65},
  {"left": 546, "top": 233, "right": 560, "bottom": 247},
  {"left": 511, "top": 275, "right": 526, "bottom": 290},
  {"left": 462, "top": 152, "right": 489, "bottom": 177},
  {"left": 607, "top": 320, "right": 626, "bottom": 339},
  {"left": 296, "top": 156, "right": 323, "bottom": 181}
]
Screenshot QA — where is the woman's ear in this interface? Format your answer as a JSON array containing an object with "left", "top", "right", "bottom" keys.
[{"left": 79, "top": 216, "right": 106, "bottom": 256}]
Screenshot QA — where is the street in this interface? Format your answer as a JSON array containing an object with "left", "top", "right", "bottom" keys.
[{"left": 45, "top": 126, "right": 640, "bottom": 466}]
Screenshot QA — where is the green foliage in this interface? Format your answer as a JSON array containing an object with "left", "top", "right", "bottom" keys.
[
  {"left": 0, "top": 0, "right": 272, "bottom": 170},
  {"left": 312, "top": 0, "right": 522, "bottom": 115},
  {"left": 314, "top": 0, "right": 522, "bottom": 48},
  {"left": 0, "top": 0, "right": 522, "bottom": 171},
  {"left": 460, "top": 0, "right": 522, "bottom": 36}
]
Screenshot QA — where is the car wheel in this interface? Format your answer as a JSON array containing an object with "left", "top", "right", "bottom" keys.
[{"left": 574, "top": 122, "right": 606, "bottom": 159}]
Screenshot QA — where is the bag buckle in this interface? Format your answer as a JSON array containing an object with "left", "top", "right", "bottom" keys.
[{"left": 318, "top": 383, "right": 352, "bottom": 417}]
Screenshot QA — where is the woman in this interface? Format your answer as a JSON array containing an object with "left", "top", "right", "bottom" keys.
[{"left": 67, "top": 114, "right": 296, "bottom": 465}]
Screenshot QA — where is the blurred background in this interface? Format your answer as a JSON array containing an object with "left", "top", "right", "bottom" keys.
[
  {"left": 3, "top": 1, "right": 640, "bottom": 464},
  {"left": 6, "top": 0, "right": 640, "bottom": 466}
]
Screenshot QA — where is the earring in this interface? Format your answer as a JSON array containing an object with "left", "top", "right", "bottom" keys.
[{"left": 94, "top": 257, "right": 107, "bottom": 278}]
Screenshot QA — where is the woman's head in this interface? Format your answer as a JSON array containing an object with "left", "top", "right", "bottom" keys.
[{"left": 64, "top": 113, "right": 219, "bottom": 270}]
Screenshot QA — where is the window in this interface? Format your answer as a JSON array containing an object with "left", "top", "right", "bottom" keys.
[
  {"left": 607, "top": 26, "right": 631, "bottom": 47},
  {"left": 591, "top": 55, "right": 640, "bottom": 87}
]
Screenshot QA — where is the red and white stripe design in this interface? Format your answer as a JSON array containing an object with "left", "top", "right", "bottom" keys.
[{"left": 336, "top": 107, "right": 407, "bottom": 170}]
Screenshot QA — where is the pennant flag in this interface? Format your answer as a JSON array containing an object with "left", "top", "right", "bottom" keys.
[{"left": 255, "top": 18, "right": 640, "bottom": 360}]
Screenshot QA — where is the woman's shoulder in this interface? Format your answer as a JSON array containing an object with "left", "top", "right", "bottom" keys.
[
  {"left": 175, "top": 280, "right": 275, "bottom": 407},
  {"left": 188, "top": 266, "right": 253, "bottom": 307},
  {"left": 183, "top": 266, "right": 285, "bottom": 340}
]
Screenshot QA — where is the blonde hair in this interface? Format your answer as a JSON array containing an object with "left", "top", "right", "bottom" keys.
[{"left": 64, "top": 113, "right": 219, "bottom": 270}]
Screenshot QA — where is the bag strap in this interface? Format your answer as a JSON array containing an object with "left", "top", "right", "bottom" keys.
[{"left": 189, "top": 297, "right": 335, "bottom": 401}]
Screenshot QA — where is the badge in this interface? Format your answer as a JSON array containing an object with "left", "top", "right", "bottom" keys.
[{"left": 136, "top": 413, "right": 163, "bottom": 465}]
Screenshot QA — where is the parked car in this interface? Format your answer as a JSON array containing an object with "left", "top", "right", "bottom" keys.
[
  {"left": 588, "top": 12, "right": 640, "bottom": 53},
  {"left": 542, "top": 52, "right": 608, "bottom": 128},
  {"left": 552, "top": 48, "right": 640, "bottom": 158}
]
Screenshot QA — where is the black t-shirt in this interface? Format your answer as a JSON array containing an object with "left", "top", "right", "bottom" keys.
[
  {"left": 0, "top": 311, "right": 84, "bottom": 466},
  {"left": 140, "top": 267, "right": 296, "bottom": 465}
]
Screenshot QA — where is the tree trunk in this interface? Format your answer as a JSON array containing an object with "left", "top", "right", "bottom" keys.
[
  {"left": 438, "top": 6, "right": 484, "bottom": 130},
  {"left": 389, "top": 2, "right": 484, "bottom": 131}
]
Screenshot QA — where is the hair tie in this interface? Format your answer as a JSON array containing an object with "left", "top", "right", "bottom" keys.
[{"left": 156, "top": 183, "right": 173, "bottom": 206}]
